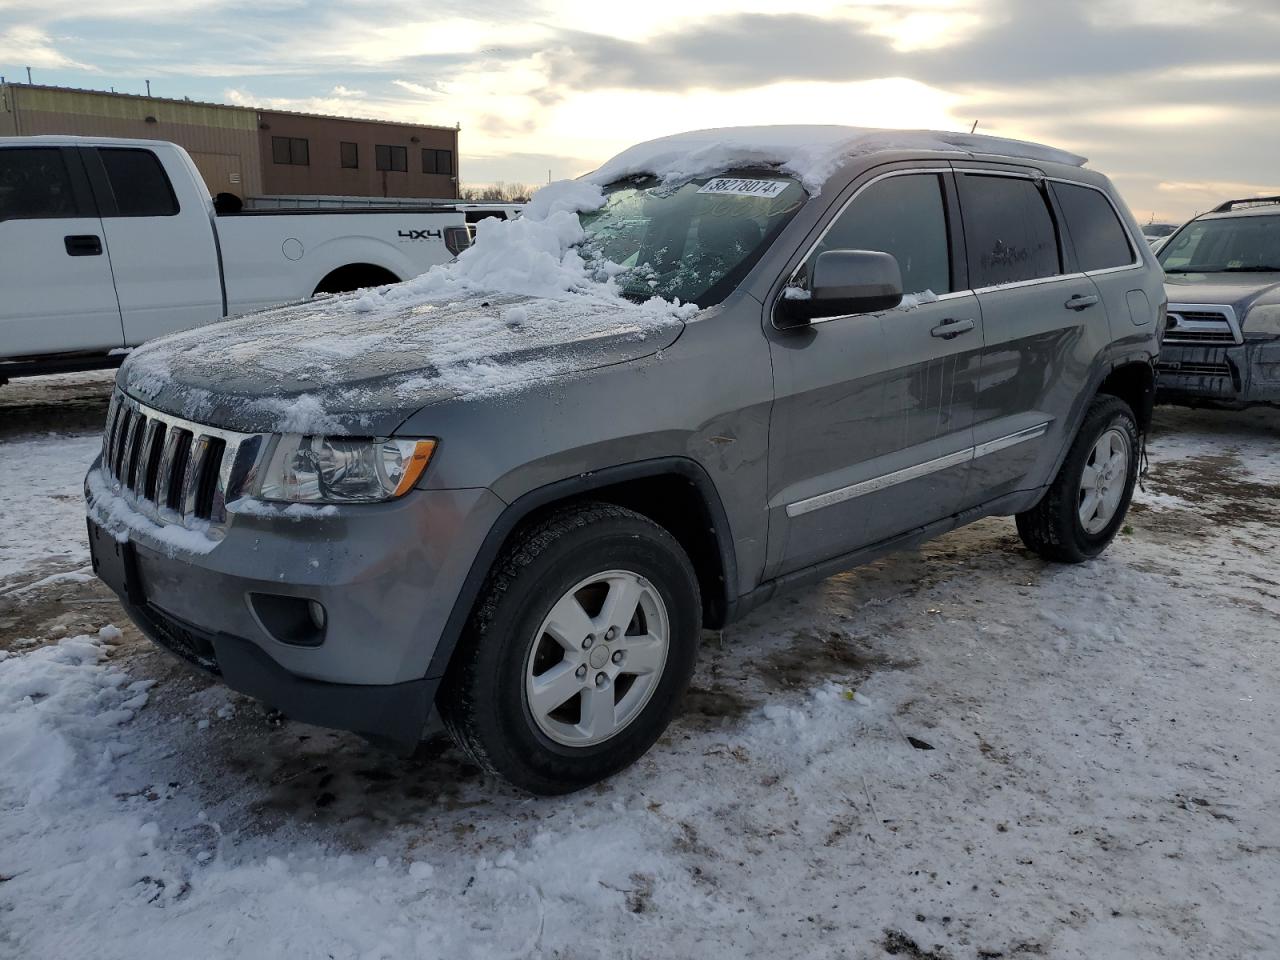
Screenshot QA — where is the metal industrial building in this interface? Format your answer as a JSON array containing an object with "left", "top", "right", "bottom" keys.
[{"left": 0, "top": 83, "right": 460, "bottom": 202}]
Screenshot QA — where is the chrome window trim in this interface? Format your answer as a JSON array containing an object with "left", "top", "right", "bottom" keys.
[
  {"left": 777, "top": 166, "right": 956, "bottom": 329},
  {"left": 786, "top": 420, "right": 1052, "bottom": 518},
  {"left": 1042, "top": 175, "right": 1145, "bottom": 273},
  {"left": 775, "top": 165, "right": 1145, "bottom": 331},
  {"left": 1166, "top": 302, "right": 1243, "bottom": 345}
]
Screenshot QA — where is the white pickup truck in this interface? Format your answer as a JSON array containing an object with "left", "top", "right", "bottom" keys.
[{"left": 0, "top": 136, "right": 472, "bottom": 381}]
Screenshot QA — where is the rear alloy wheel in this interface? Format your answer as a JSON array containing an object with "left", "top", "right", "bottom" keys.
[
  {"left": 1077, "top": 427, "right": 1131, "bottom": 535},
  {"left": 439, "top": 503, "right": 701, "bottom": 795},
  {"left": 1016, "top": 395, "right": 1140, "bottom": 563}
]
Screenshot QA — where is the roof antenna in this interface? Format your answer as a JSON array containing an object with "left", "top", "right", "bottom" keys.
[
  {"left": 26, "top": 66, "right": 33, "bottom": 84},
  {"left": 146, "top": 79, "right": 152, "bottom": 97},
  {"left": 969, "top": 120, "right": 979, "bottom": 134}
]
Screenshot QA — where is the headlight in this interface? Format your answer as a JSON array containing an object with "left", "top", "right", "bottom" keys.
[
  {"left": 258, "top": 436, "right": 437, "bottom": 503},
  {"left": 1244, "top": 304, "right": 1280, "bottom": 336}
]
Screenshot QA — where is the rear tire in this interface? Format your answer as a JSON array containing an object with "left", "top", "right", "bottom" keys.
[
  {"left": 1016, "top": 395, "right": 1139, "bottom": 563},
  {"left": 438, "top": 503, "right": 701, "bottom": 795}
]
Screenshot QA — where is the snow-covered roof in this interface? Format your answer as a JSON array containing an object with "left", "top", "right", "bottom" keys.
[{"left": 587, "top": 125, "right": 1087, "bottom": 194}]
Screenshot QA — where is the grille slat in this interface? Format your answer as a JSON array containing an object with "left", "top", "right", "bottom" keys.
[
  {"left": 98, "top": 392, "right": 254, "bottom": 541},
  {"left": 1159, "top": 361, "right": 1232, "bottom": 377}
]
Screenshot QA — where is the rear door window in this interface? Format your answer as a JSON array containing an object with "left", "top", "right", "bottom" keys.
[
  {"left": 1052, "top": 182, "right": 1134, "bottom": 271},
  {"left": 97, "top": 148, "right": 180, "bottom": 217},
  {"left": 0, "top": 148, "right": 84, "bottom": 221},
  {"left": 813, "top": 173, "right": 953, "bottom": 295},
  {"left": 958, "top": 174, "right": 1061, "bottom": 286}
]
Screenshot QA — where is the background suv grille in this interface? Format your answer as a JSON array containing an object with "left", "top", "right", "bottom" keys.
[
  {"left": 1165, "top": 306, "right": 1241, "bottom": 345},
  {"left": 100, "top": 392, "right": 259, "bottom": 531}
]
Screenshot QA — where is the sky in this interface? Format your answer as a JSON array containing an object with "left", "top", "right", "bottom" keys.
[{"left": 2, "top": 0, "right": 1279, "bottom": 220}]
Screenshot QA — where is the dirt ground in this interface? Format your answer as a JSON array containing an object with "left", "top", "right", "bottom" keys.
[{"left": 1, "top": 373, "right": 1278, "bottom": 960}]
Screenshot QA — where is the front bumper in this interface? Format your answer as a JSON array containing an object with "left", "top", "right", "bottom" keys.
[
  {"left": 86, "top": 459, "right": 506, "bottom": 744},
  {"left": 1156, "top": 339, "right": 1280, "bottom": 406}
]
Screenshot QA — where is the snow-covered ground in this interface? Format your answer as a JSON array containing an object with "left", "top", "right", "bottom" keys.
[{"left": 1, "top": 374, "right": 1278, "bottom": 960}]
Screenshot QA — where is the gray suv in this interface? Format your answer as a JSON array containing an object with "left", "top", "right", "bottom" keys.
[
  {"left": 1157, "top": 196, "right": 1280, "bottom": 407},
  {"left": 86, "top": 128, "right": 1163, "bottom": 794}
]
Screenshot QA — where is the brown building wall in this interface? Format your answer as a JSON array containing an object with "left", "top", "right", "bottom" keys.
[
  {"left": 256, "top": 111, "right": 458, "bottom": 200},
  {"left": 0, "top": 84, "right": 263, "bottom": 198}
]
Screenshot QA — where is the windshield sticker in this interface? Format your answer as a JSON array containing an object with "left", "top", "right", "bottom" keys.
[{"left": 697, "top": 178, "right": 790, "bottom": 199}]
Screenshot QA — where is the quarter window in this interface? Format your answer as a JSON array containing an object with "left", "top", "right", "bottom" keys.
[
  {"left": 812, "top": 173, "right": 953, "bottom": 295},
  {"left": 339, "top": 141, "right": 359, "bottom": 169},
  {"left": 1052, "top": 182, "right": 1134, "bottom": 271},
  {"left": 0, "top": 148, "right": 82, "bottom": 220},
  {"left": 271, "top": 136, "right": 310, "bottom": 166},
  {"left": 98, "top": 148, "right": 179, "bottom": 217},
  {"left": 958, "top": 174, "right": 1061, "bottom": 286},
  {"left": 375, "top": 145, "right": 408, "bottom": 172}
]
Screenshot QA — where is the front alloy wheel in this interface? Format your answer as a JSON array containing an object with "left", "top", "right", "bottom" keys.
[
  {"left": 525, "top": 570, "right": 669, "bottom": 747},
  {"left": 439, "top": 502, "right": 701, "bottom": 795}
]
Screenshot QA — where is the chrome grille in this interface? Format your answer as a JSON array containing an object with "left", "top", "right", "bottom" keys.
[
  {"left": 1158, "top": 360, "right": 1233, "bottom": 377},
  {"left": 99, "top": 392, "right": 262, "bottom": 536},
  {"left": 1165, "top": 304, "right": 1242, "bottom": 346}
]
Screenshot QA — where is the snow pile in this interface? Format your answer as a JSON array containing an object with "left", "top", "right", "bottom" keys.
[
  {"left": 589, "top": 125, "right": 1087, "bottom": 194},
  {"left": 0, "top": 626, "right": 149, "bottom": 806},
  {"left": 0, "top": 434, "right": 103, "bottom": 588}
]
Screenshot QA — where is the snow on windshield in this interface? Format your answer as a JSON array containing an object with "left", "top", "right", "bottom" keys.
[{"left": 588, "top": 125, "right": 1087, "bottom": 195}]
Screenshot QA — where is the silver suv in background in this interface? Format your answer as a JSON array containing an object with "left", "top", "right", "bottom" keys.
[
  {"left": 86, "top": 127, "right": 1163, "bottom": 794},
  {"left": 1158, "top": 196, "right": 1280, "bottom": 407}
]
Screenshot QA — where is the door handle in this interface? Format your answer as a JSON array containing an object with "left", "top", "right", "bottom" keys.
[
  {"left": 930, "top": 317, "right": 976, "bottom": 339},
  {"left": 64, "top": 234, "right": 103, "bottom": 257},
  {"left": 1065, "top": 294, "right": 1099, "bottom": 311}
]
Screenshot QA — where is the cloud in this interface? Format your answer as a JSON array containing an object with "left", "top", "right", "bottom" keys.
[
  {"left": 2, "top": 0, "right": 1278, "bottom": 217},
  {"left": 0, "top": 26, "right": 93, "bottom": 71}
]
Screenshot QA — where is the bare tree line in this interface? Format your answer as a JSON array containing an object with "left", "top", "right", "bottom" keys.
[{"left": 459, "top": 182, "right": 536, "bottom": 203}]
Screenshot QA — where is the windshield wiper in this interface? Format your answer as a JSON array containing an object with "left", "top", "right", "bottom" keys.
[{"left": 1220, "top": 265, "right": 1280, "bottom": 272}]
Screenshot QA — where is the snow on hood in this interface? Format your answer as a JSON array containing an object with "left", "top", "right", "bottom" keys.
[
  {"left": 120, "top": 179, "right": 694, "bottom": 435},
  {"left": 587, "top": 125, "right": 1087, "bottom": 194}
]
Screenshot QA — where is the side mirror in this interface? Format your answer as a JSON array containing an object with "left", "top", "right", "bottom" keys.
[{"left": 777, "top": 249, "right": 904, "bottom": 327}]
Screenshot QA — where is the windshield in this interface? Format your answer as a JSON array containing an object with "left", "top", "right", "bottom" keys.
[
  {"left": 1159, "top": 215, "right": 1280, "bottom": 273},
  {"left": 579, "top": 171, "right": 807, "bottom": 307}
]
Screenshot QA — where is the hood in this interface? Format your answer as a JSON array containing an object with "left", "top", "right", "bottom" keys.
[
  {"left": 119, "top": 289, "right": 686, "bottom": 436},
  {"left": 1164, "top": 272, "right": 1280, "bottom": 315}
]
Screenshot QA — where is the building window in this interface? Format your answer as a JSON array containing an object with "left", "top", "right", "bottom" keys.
[
  {"left": 271, "top": 136, "right": 309, "bottom": 166},
  {"left": 340, "top": 141, "right": 359, "bottom": 169},
  {"left": 422, "top": 148, "right": 454, "bottom": 176},
  {"left": 375, "top": 144, "right": 408, "bottom": 172}
]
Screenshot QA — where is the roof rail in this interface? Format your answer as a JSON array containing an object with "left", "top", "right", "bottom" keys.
[{"left": 1211, "top": 195, "right": 1280, "bottom": 213}]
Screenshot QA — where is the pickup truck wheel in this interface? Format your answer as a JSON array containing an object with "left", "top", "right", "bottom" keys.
[
  {"left": 439, "top": 503, "right": 701, "bottom": 795},
  {"left": 1015, "top": 395, "right": 1139, "bottom": 563}
]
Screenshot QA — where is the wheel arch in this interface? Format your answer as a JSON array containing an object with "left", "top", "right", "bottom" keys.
[
  {"left": 312, "top": 262, "right": 402, "bottom": 296},
  {"left": 1096, "top": 358, "right": 1156, "bottom": 433},
  {"left": 425, "top": 457, "right": 739, "bottom": 681}
]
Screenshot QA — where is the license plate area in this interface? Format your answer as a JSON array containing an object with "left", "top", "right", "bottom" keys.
[{"left": 88, "top": 519, "right": 144, "bottom": 605}]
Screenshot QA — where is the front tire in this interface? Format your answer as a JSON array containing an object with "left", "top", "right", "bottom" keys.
[
  {"left": 1016, "top": 395, "right": 1139, "bottom": 563},
  {"left": 439, "top": 503, "right": 701, "bottom": 795}
]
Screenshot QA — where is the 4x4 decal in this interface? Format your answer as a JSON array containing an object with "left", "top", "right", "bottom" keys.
[{"left": 398, "top": 229, "right": 443, "bottom": 241}]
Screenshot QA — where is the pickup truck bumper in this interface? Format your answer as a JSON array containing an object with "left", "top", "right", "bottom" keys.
[
  {"left": 85, "top": 458, "right": 506, "bottom": 746},
  {"left": 1156, "top": 338, "right": 1280, "bottom": 407}
]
